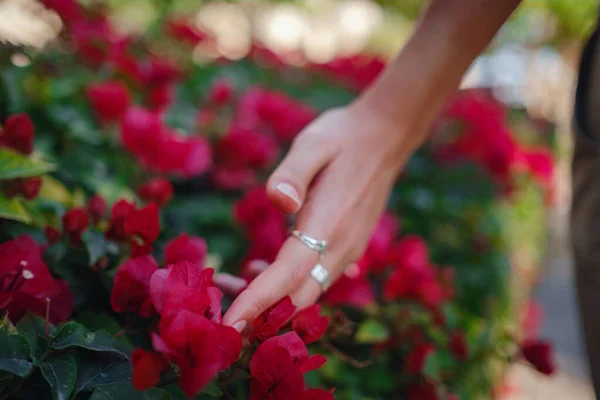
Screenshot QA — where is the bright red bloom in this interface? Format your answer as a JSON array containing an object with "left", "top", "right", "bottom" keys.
[
  {"left": 449, "top": 331, "right": 469, "bottom": 361},
  {"left": 40, "top": 0, "right": 80, "bottom": 20},
  {"left": 152, "top": 310, "right": 241, "bottom": 397},
  {"left": 303, "top": 389, "right": 335, "bottom": 400},
  {"left": 131, "top": 349, "right": 170, "bottom": 391},
  {"left": 521, "top": 339, "right": 555, "bottom": 375},
  {"left": 357, "top": 213, "right": 399, "bottom": 273},
  {"left": 209, "top": 79, "right": 234, "bottom": 105},
  {"left": 148, "top": 84, "right": 173, "bottom": 112},
  {"left": 86, "top": 195, "right": 107, "bottom": 223},
  {"left": 250, "top": 296, "right": 295, "bottom": 343},
  {"left": 44, "top": 226, "right": 62, "bottom": 245},
  {"left": 106, "top": 199, "right": 136, "bottom": 241},
  {"left": 323, "top": 274, "right": 375, "bottom": 307},
  {"left": 1, "top": 114, "right": 35, "bottom": 155},
  {"left": 234, "top": 186, "right": 282, "bottom": 227},
  {"left": 138, "top": 178, "right": 174, "bottom": 207},
  {"left": 388, "top": 235, "right": 429, "bottom": 270},
  {"left": 111, "top": 255, "right": 159, "bottom": 317},
  {"left": 123, "top": 202, "right": 160, "bottom": 256},
  {"left": 87, "top": 81, "right": 131, "bottom": 123},
  {"left": 0, "top": 235, "right": 73, "bottom": 323},
  {"left": 405, "top": 380, "right": 439, "bottom": 400},
  {"left": 250, "top": 332, "right": 327, "bottom": 400},
  {"left": 62, "top": 208, "right": 90, "bottom": 244},
  {"left": 164, "top": 234, "right": 207, "bottom": 268},
  {"left": 139, "top": 57, "right": 180, "bottom": 87},
  {"left": 406, "top": 343, "right": 435, "bottom": 374},
  {"left": 519, "top": 147, "right": 554, "bottom": 187},
  {"left": 165, "top": 18, "right": 209, "bottom": 44},
  {"left": 213, "top": 165, "right": 257, "bottom": 190},
  {"left": 292, "top": 305, "right": 330, "bottom": 344},
  {"left": 216, "top": 124, "right": 278, "bottom": 169}
]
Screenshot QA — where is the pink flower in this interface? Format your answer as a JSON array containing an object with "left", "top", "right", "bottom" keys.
[
  {"left": 292, "top": 305, "right": 330, "bottom": 344},
  {"left": 131, "top": 349, "right": 169, "bottom": 390},
  {"left": 250, "top": 296, "right": 295, "bottom": 343},
  {"left": 216, "top": 124, "right": 278, "bottom": 169},
  {"left": 163, "top": 234, "right": 207, "bottom": 268},
  {"left": 138, "top": 178, "right": 173, "bottom": 207},
  {"left": 123, "top": 202, "right": 160, "bottom": 256},
  {"left": 111, "top": 255, "right": 159, "bottom": 317},
  {"left": 209, "top": 79, "right": 235, "bottom": 105},
  {"left": 87, "top": 81, "right": 131, "bottom": 122},
  {"left": 323, "top": 275, "right": 375, "bottom": 307}
]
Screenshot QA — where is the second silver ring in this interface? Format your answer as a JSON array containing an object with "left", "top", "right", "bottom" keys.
[{"left": 291, "top": 230, "right": 327, "bottom": 256}]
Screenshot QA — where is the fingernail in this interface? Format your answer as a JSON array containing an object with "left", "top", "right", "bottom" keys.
[
  {"left": 276, "top": 183, "right": 301, "bottom": 206},
  {"left": 232, "top": 320, "right": 247, "bottom": 332}
]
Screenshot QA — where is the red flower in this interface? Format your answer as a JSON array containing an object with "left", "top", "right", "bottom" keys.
[
  {"left": 449, "top": 331, "right": 469, "bottom": 361},
  {"left": 62, "top": 208, "right": 90, "bottom": 244},
  {"left": 250, "top": 296, "right": 295, "bottom": 343},
  {"left": 123, "top": 202, "right": 160, "bottom": 256},
  {"left": 0, "top": 235, "right": 73, "bottom": 323},
  {"left": 520, "top": 147, "right": 554, "bottom": 187},
  {"left": 213, "top": 165, "right": 257, "bottom": 190},
  {"left": 357, "top": 213, "right": 399, "bottom": 273},
  {"left": 138, "top": 178, "right": 173, "bottom": 207},
  {"left": 149, "top": 261, "right": 220, "bottom": 322},
  {"left": 405, "top": 380, "right": 439, "bottom": 400},
  {"left": 3, "top": 177, "right": 42, "bottom": 200},
  {"left": 44, "top": 226, "right": 62, "bottom": 245},
  {"left": 106, "top": 199, "right": 136, "bottom": 240},
  {"left": 148, "top": 84, "right": 173, "bottom": 112},
  {"left": 388, "top": 235, "right": 429, "bottom": 270},
  {"left": 209, "top": 79, "right": 234, "bottom": 105},
  {"left": 292, "top": 305, "right": 330, "bottom": 344},
  {"left": 87, "top": 81, "right": 131, "bottom": 123},
  {"left": 250, "top": 332, "right": 327, "bottom": 400},
  {"left": 216, "top": 124, "right": 278, "bottom": 169},
  {"left": 521, "top": 339, "right": 555, "bottom": 375},
  {"left": 131, "top": 349, "right": 169, "bottom": 391},
  {"left": 86, "top": 195, "right": 107, "bottom": 223},
  {"left": 111, "top": 255, "right": 159, "bottom": 317},
  {"left": 303, "top": 389, "right": 335, "bottom": 400},
  {"left": 152, "top": 310, "right": 241, "bottom": 397},
  {"left": 1, "top": 114, "right": 35, "bottom": 155},
  {"left": 164, "top": 233, "right": 207, "bottom": 268},
  {"left": 165, "top": 18, "right": 209, "bottom": 44},
  {"left": 323, "top": 274, "right": 375, "bottom": 307},
  {"left": 234, "top": 186, "right": 282, "bottom": 227},
  {"left": 40, "top": 0, "right": 80, "bottom": 20},
  {"left": 406, "top": 343, "right": 435, "bottom": 374}
]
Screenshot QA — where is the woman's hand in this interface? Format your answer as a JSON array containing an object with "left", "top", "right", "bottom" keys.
[{"left": 222, "top": 103, "right": 419, "bottom": 332}]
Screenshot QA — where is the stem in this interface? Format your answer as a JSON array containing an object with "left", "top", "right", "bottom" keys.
[
  {"left": 45, "top": 298, "right": 51, "bottom": 339},
  {"left": 323, "top": 340, "right": 373, "bottom": 368},
  {"left": 221, "top": 386, "right": 235, "bottom": 400}
]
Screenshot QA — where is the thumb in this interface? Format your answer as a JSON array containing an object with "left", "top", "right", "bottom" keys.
[{"left": 267, "top": 138, "right": 333, "bottom": 214}]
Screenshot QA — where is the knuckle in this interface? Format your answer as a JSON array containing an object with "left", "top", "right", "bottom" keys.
[
  {"left": 243, "top": 285, "right": 273, "bottom": 316},
  {"left": 288, "top": 259, "right": 310, "bottom": 286}
]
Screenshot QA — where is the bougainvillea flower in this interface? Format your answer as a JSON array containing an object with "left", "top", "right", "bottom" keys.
[
  {"left": 44, "top": 226, "right": 62, "bottom": 245},
  {"left": 388, "top": 235, "right": 429, "bottom": 271},
  {"left": 131, "top": 349, "right": 170, "bottom": 391},
  {"left": 449, "top": 331, "right": 469, "bottom": 361},
  {"left": 1, "top": 113, "right": 35, "bottom": 155},
  {"left": 302, "top": 389, "right": 335, "bottom": 400},
  {"left": 209, "top": 79, "right": 234, "bottom": 105},
  {"left": 86, "top": 194, "right": 107, "bottom": 223},
  {"left": 87, "top": 81, "right": 131, "bottom": 123},
  {"left": 519, "top": 147, "right": 554, "bottom": 187},
  {"left": 405, "top": 380, "right": 439, "bottom": 400},
  {"left": 139, "top": 57, "right": 181, "bottom": 87},
  {"left": 138, "top": 178, "right": 174, "bottom": 207},
  {"left": 521, "top": 339, "right": 555, "bottom": 375},
  {"left": 406, "top": 343, "right": 435, "bottom": 374},
  {"left": 111, "top": 255, "right": 159, "bottom": 317},
  {"left": 123, "top": 202, "right": 160, "bottom": 256},
  {"left": 40, "top": 0, "right": 81, "bottom": 21},
  {"left": 234, "top": 186, "right": 279, "bottom": 227},
  {"left": 0, "top": 235, "right": 73, "bottom": 323},
  {"left": 292, "top": 305, "right": 330, "bottom": 344},
  {"left": 165, "top": 18, "right": 209, "bottom": 44},
  {"left": 62, "top": 208, "right": 90, "bottom": 244},
  {"left": 151, "top": 310, "right": 241, "bottom": 397},
  {"left": 250, "top": 296, "right": 295, "bottom": 343},
  {"left": 216, "top": 124, "right": 278, "bottom": 169},
  {"left": 250, "top": 332, "right": 327, "bottom": 400},
  {"left": 148, "top": 84, "right": 173, "bottom": 112},
  {"left": 323, "top": 274, "right": 375, "bottom": 307},
  {"left": 2, "top": 177, "right": 42, "bottom": 200},
  {"left": 357, "top": 213, "right": 399, "bottom": 273},
  {"left": 120, "top": 107, "right": 164, "bottom": 155},
  {"left": 106, "top": 199, "right": 136, "bottom": 240},
  {"left": 212, "top": 165, "right": 257, "bottom": 190},
  {"left": 163, "top": 233, "right": 207, "bottom": 268}
]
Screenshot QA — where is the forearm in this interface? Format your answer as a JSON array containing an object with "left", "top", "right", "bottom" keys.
[{"left": 356, "top": 0, "right": 522, "bottom": 149}]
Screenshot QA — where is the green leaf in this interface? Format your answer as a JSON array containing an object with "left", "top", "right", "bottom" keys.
[
  {"left": 201, "top": 380, "right": 223, "bottom": 397},
  {"left": 0, "top": 194, "right": 31, "bottom": 223},
  {"left": 0, "top": 335, "right": 34, "bottom": 377},
  {"left": 16, "top": 314, "right": 55, "bottom": 362},
  {"left": 0, "top": 148, "right": 56, "bottom": 180},
  {"left": 40, "top": 354, "right": 77, "bottom": 400},
  {"left": 74, "top": 352, "right": 131, "bottom": 393},
  {"left": 355, "top": 319, "right": 390, "bottom": 344},
  {"left": 51, "top": 322, "right": 130, "bottom": 356},
  {"left": 89, "top": 382, "right": 171, "bottom": 400},
  {"left": 82, "top": 230, "right": 107, "bottom": 266}
]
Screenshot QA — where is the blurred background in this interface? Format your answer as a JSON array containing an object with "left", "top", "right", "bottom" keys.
[{"left": 0, "top": 0, "right": 597, "bottom": 398}]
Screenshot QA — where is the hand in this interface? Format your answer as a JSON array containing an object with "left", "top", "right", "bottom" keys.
[{"left": 222, "top": 103, "right": 417, "bottom": 332}]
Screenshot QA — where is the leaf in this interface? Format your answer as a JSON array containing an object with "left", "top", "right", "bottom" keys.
[
  {"left": 38, "top": 176, "right": 72, "bottom": 205},
  {"left": 0, "top": 148, "right": 56, "bottom": 180},
  {"left": 51, "top": 322, "right": 130, "bottom": 356},
  {"left": 0, "top": 194, "right": 31, "bottom": 223},
  {"left": 355, "top": 319, "right": 390, "bottom": 344},
  {"left": 74, "top": 352, "right": 131, "bottom": 393},
  {"left": 201, "top": 380, "right": 223, "bottom": 397},
  {"left": 16, "top": 314, "right": 55, "bottom": 362},
  {"left": 40, "top": 354, "right": 77, "bottom": 400},
  {"left": 89, "top": 382, "right": 171, "bottom": 400},
  {"left": 81, "top": 230, "right": 107, "bottom": 266},
  {"left": 0, "top": 335, "right": 34, "bottom": 377}
]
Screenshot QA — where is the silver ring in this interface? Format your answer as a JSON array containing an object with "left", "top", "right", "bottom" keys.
[
  {"left": 292, "top": 230, "right": 327, "bottom": 255},
  {"left": 311, "top": 263, "right": 330, "bottom": 291}
]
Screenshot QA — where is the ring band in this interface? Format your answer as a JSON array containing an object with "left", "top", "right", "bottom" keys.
[
  {"left": 292, "top": 230, "right": 327, "bottom": 255},
  {"left": 311, "top": 263, "right": 330, "bottom": 291}
]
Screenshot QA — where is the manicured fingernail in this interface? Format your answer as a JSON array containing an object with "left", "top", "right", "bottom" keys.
[
  {"left": 232, "top": 320, "right": 247, "bottom": 332},
  {"left": 276, "top": 183, "right": 301, "bottom": 206}
]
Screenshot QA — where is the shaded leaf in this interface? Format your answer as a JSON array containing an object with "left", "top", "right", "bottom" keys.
[
  {"left": 355, "top": 319, "right": 390, "bottom": 344},
  {"left": 82, "top": 230, "right": 107, "bottom": 266},
  {"left": 0, "top": 148, "right": 55, "bottom": 180},
  {"left": 51, "top": 322, "right": 130, "bottom": 356},
  {"left": 16, "top": 314, "right": 55, "bottom": 361},
  {"left": 40, "top": 354, "right": 77, "bottom": 400},
  {"left": 0, "top": 194, "right": 31, "bottom": 223},
  {"left": 0, "top": 335, "right": 34, "bottom": 377},
  {"left": 74, "top": 352, "right": 131, "bottom": 393},
  {"left": 89, "top": 382, "right": 171, "bottom": 400},
  {"left": 201, "top": 380, "right": 223, "bottom": 397}
]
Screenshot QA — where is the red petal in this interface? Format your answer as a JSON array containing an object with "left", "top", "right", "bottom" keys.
[
  {"left": 131, "top": 349, "right": 169, "bottom": 391},
  {"left": 298, "top": 354, "right": 327, "bottom": 374}
]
